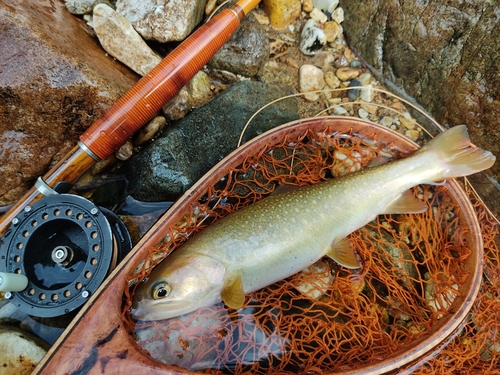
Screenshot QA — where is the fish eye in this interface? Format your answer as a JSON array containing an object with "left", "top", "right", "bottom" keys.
[{"left": 152, "top": 282, "right": 171, "bottom": 299}]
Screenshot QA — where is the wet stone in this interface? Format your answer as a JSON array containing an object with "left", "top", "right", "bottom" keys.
[
  {"left": 348, "top": 79, "right": 361, "bottom": 100},
  {"left": 125, "top": 81, "right": 299, "bottom": 201},
  {"left": 0, "top": 0, "right": 138, "bottom": 206},
  {"left": 208, "top": 13, "right": 269, "bottom": 77}
]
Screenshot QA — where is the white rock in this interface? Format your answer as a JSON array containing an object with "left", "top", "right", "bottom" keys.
[
  {"left": 309, "top": 8, "right": 328, "bottom": 24},
  {"left": 360, "top": 84, "right": 373, "bottom": 102},
  {"left": 312, "top": 0, "right": 339, "bottom": 14},
  {"left": 299, "top": 64, "right": 325, "bottom": 101},
  {"left": 116, "top": 0, "right": 207, "bottom": 42},
  {"left": 333, "top": 106, "right": 348, "bottom": 115},
  {"left": 299, "top": 19, "right": 327, "bottom": 56},
  {"left": 93, "top": 4, "right": 162, "bottom": 76},
  {"left": 64, "top": 0, "right": 94, "bottom": 14},
  {"left": 358, "top": 72, "right": 373, "bottom": 85},
  {"left": 332, "top": 7, "right": 344, "bottom": 23},
  {"left": 358, "top": 108, "right": 369, "bottom": 119},
  {"left": 380, "top": 116, "right": 394, "bottom": 127},
  {"left": 0, "top": 325, "right": 48, "bottom": 375}
]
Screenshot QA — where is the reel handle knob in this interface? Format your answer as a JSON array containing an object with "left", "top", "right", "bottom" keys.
[{"left": 0, "top": 272, "right": 28, "bottom": 292}]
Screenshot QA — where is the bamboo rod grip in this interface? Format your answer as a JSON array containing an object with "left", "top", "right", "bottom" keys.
[{"left": 80, "top": 0, "right": 258, "bottom": 160}]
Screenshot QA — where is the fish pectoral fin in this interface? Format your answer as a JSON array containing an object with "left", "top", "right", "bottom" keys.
[
  {"left": 326, "top": 238, "right": 362, "bottom": 269},
  {"left": 381, "top": 190, "right": 428, "bottom": 215},
  {"left": 221, "top": 275, "right": 245, "bottom": 309}
]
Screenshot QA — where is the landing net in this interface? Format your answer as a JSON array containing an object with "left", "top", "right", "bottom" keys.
[{"left": 122, "top": 126, "right": 499, "bottom": 374}]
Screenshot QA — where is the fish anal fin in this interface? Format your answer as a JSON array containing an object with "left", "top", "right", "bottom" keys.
[
  {"left": 381, "top": 190, "right": 427, "bottom": 215},
  {"left": 221, "top": 274, "right": 245, "bottom": 309},
  {"left": 327, "top": 238, "right": 362, "bottom": 269}
]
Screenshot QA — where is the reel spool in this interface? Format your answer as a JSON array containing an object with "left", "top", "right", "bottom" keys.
[{"left": 0, "top": 194, "right": 132, "bottom": 317}]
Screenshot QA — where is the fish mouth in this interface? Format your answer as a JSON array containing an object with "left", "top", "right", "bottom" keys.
[{"left": 130, "top": 299, "right": 198, "bottom": 321}]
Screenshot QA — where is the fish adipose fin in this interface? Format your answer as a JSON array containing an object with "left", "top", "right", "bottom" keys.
[
  {"left": 326, "top": 238, "right": 362, "bottom": 269},
  {"left": 419, "top": 125, "right": 495, "bottom": 179},
  {"left": 221, "top": 275, "right": 245, "bottom": 309},
  {"left": 381, "top": 190, "right": 428, "bottom": 215}
]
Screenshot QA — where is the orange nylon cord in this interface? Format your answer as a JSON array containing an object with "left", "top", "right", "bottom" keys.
[{"left": 122, "top": 127, "right": 498, "bottom": 374}]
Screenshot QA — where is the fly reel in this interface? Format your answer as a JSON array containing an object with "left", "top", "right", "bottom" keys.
[{"left": 0, "top": 193, "right": 132, "bottom": 317}]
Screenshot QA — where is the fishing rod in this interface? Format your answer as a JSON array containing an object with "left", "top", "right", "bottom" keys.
[{"left": 0, "top": 0, "right": 261, "bottom": 316}]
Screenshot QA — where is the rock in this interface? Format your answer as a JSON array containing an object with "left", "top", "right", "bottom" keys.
[
  {"left": 324, "top": 71, "right": 341, "bottom": 89},
  {"left": 0, "top": 0, "right": 138, "bottom": 207},
  {"left": 335, "top": 67, "right": 360, "bottom": 81},
  {"left": 348, "top": 79, "right": 361, "bottom": 100},
  {"left": 205, "top": 0, "right": 217, "bottom": 16},
  {"left": 310, "top": 8, "right": 328, "bottom": 24},
  {"left": 360, "top": 85, "right": 374, "bottom": 102},
  {"left": 292, "top": 260, "right": 335, "bottom": 300},
  {"left": 299, "top": 19, "right": 327, "bottom": 55},
  {"left": 93, "top": 4, "right": 162, "bottom": 76},
  {"left": 207, "top": 13, "right": 269, "bottom": 77},
  {"left": 313, "top": 0, "right": 339, "bottom": 14},
  {"left": 115, "top": 140, "right": 134, "bottom": 161},
  {"left": 341, "top": 0, "right": 500, "bottom": 199},
  {"left": 324, "top": 21, "right": 341, "bottom": 42},
  {"left": 299, "top": 64, "right": 325, "bottom": 101},
  {"left": 303, "top": 0, "right": 314, "bottom": 13},
  {"left": 64, "top": 0, "right": 94, "bottom": 14},
  {"left": 116, "top": 0, "right": 207, "bottom": 42},
  {"left": 134, "top": 116, "right": 167, "bottom": 146},
  {"left": 262, "top": 0, "right": 302, "bottom": 29},
  {"left": 331, "top": 7, "right": 344, "bottom": 24},
  {"left": 163, "top": 71, "right": 215, "bottom": 121},
  {"left": 0, "top": 324, "right": 49, "bottom": 375},
  {"left": 125, "top": 81, "right": 299, "bottom": 201}
]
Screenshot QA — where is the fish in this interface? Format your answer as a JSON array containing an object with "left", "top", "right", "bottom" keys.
[{"left": 131, "top": 125, "right": 495, "bottom": 321}]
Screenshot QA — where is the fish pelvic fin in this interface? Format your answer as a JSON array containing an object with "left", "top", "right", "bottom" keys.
[
  {"left": 419, "top": 125, "right": 495, "bottom": 178},
  {"left": 221, "top": 274, "right": 245, "bottom": 309},
  {"left": 381, "top": 190, "right": 428, "bottom": 215},
  {"left": 326, "top": 238, "right": 362, "bottom": 269}
]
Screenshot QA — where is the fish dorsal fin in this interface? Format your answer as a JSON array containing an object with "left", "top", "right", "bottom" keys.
[
  {"left": 381, "top": 190, "right": 427, "bottom": 215},
  {"left": 326, "top": 238, "right": 362, "bottom": 269},
  {"left": 221, "top": 275, "right": 245, "bottom": 309}
]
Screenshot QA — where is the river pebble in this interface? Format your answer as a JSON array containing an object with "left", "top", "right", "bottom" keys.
[
  {"left": 324, "top": 70, "right": 341, "bottom": 89},
  {"left": 336, "top": 67, "right": 360, "bottom": 81},
  {"left": 116, "top": 0, "right": 206, "bottom": 42},
  {"left": 263, "top": 0, "right": 302, "bottom": 29},
  {"left": 163, "top": 71, "right": 215, "bottom": 121},
  {"left": 331, "top": 7, "right": 344, "bottom": 24},
  {"left": 134, "top": 116, "right": 167, "bottom": 146},
  {"left": 299, "top": 64, "right": 325, "bottom": 101},
  {"left": 303, "top": 0, "right": 314, "bottom": 13},
  {"left": 360, "top": 85, "right": 374, "bottom": 102},
  {"left": 300, "top": 19, "right": 327, "bottom": 55},
  {"left": 324, "top": 21, "right": 341, "bottom": 42},
  {"left": 93, "top": 4, "right": 161, "bottom": 76},
  {"left": 310, "top": 8, "right": 328, "bottom": 24},
  {"left": 63, "top": 0, "right": 94, "bottom": 14},
  {"left": 312, "top": 0, "right": 339, "bottom": 14}
]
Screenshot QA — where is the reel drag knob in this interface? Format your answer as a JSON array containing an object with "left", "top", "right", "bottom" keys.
[{"left": 0, "top": 272, "right": 28, "bottom": 292}]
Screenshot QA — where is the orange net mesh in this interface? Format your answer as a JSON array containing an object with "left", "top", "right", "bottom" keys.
[{"left": 122, "top": 126, "right": 499, "bottom": 374}]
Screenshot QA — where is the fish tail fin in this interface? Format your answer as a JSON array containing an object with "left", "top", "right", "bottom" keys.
[{"left": 419, "top": 125, "right": 495, "bottom": 179}]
